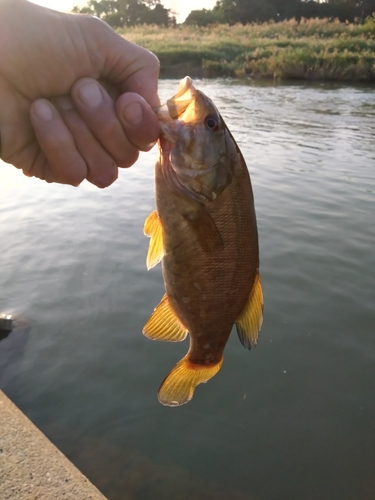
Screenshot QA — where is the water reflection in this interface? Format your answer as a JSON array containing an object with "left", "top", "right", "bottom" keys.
[{"left": 0, "top": 79, "right": 374, "bottom": 500}]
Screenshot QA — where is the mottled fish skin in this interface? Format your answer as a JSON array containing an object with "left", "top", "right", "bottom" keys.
[
  {"left": 156, "top": 139, "right": 258, "bottom": 363},
  {"left": 144, "top": 77, "right": 263, "bottom": 406}
]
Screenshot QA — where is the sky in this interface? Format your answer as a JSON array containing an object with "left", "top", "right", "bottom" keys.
[{"left": 30, "top": 0, "right": 215, "bottom": 23}]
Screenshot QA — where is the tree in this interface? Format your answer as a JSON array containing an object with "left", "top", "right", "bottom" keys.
[
  {"left": 214, "top": 0, "right": 277, "bottom": 24},
  {"left": 184, "top": 8, "right": 224, "bottom": 25},
  {"left": 72, "top": 0, "right": 173, "bottom": 27},
  {"left": 326, "top": 0, "right": 375, "bottom": 20},
  {"left": 184, "top": 0, "right": 375, "bottom": 25}
]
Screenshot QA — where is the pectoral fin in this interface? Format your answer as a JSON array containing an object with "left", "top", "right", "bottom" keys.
[
  {"left": 143, "top": 294, "right": 188, "bottom": 342},
  {"left": 158, "top": 355, "right": 223, "bottom": 407},
  {"left": 235, "top": 271, "right": 263, "bottom": 349},
  {"left": 184, "top": 207, "right": 223, "bottom": 253},
  {"left": 144, "top": 210, "right": 164, "bottom": 270}
]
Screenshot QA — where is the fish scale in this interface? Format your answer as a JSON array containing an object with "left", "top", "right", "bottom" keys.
[{"left": 143, "top": 77, "right": 263, "bottom": 406}]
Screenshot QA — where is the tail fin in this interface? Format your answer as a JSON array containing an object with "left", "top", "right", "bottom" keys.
[{"left": 158, "top": 356, "right": 223, "bottom": 407}]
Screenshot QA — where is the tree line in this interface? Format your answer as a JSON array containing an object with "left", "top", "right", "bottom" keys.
[
  {"left": 72, "top": 0, "right": 174, "bottom": 27},
  {"left": 186, "top": 0, "right": 375, "bottom": 25},
  {"left": 73, "top": 0, "right": 375, "bottom": 27}
]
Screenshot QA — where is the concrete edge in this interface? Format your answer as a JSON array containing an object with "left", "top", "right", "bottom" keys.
[{"left": 0, "top": 390, "right": 107, "bottom": 500}]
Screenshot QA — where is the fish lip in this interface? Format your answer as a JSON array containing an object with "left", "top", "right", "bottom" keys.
[
  {"left": 164, "top": 119, "right": 190, "bottom": 143},
  {"left": 154, "top": 77, "right": 197, "bottom": 123},
  {"left": 167, "top": 77, "right": 197, "bottom": 120},
  {"left": 159, "top": 122, "right": 178, "bottom": 143}
]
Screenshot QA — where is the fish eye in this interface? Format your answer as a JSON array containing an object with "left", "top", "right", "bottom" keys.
[{"left": 205, "top": 115, "right": 220, "bottom": 131}]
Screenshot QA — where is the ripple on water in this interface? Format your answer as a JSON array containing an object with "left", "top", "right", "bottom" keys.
[{"left": 1, "top": 80, "right": 375, "bottom": 500}]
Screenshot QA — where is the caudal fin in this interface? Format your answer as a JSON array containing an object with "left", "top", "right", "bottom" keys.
[{"left": 158, "top": 356, "right": 223, "bottom": 407}]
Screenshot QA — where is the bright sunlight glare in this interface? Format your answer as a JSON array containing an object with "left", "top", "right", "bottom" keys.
[
  {"left": 29, "top": 0, "right": 216, "bottom": 23},
  {"left": 0, "top": 159, "right": 31, "bottom": 189}
]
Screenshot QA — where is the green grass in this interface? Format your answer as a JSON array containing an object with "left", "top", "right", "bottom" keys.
[{"left": 120, "top": 18, "right": 375, "bottom": 81}]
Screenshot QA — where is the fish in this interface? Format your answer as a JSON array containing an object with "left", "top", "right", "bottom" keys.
[{"left": 143, "top": 77, "right": 263, "bottom": 407}]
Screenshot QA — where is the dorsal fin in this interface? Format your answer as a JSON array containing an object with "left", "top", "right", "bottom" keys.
[
  {"left": 235, "top": 271, "right": 263, "bottom": 349},
  {"left": 143, "top": 294, "right": 188, "bottom": 342},
  {"left": 158, "top": 355, "right": 223, "bottom": 407},
  {"left": 144, "top": 210, "right": 164, "bottom": 270}
]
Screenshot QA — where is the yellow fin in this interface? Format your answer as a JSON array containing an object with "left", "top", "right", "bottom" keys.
[
  {"left": 144, "top": 210, "right": 164, "bottom": 270},
  {"left": 158, "top": 356, "right": 223, "bottom": 407},
  {"left": 143, "top": 294, "right": 188, "bottom": 342},
  {"left": 235, "top": 271, "right": 264, "bottom": 349}
]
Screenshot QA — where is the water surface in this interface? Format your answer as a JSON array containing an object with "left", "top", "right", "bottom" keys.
[{"left": 1, "top": 80, "right": 374, "bottom": 500}]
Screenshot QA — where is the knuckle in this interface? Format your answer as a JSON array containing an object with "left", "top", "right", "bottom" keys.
[
  {"left": 118, "top": 149, "right": 139, "bottom": 169},
  {"left": 77, "top": 13, "right": 105, "bottom": 30},
  {"left": 88, "top": 164, "right": 118, "bottom": 189},
  {"left": 50, "top": 156, "right": 86, "bottom": 186},
  {"left": 65, "top": 169, "right": 85, "bottom": 187},
  {"left": 145, "top": 51, "right": 160, "bottom": 74},
  {"left": 27, "top": 149, "right": 47, "bottom": 179},
  {"left": 143, "top": 140, "right": 157, "bottom": 152}
]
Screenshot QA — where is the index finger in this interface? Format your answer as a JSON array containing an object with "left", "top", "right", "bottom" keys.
[
  {"left": 79, "top": 17, "right": 160, "bottom": 108},
  {"left": 117, "top": 44, "right": 161, "bottom": 108}
]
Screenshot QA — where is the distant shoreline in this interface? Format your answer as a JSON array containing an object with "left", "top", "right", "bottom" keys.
[{"left": 121, "top": 18, "right": 375, "bottom": 82}]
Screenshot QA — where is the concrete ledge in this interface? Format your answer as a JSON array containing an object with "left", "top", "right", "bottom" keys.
[{"left": 0, "top": 390, "right": 106, "bottom": 500}]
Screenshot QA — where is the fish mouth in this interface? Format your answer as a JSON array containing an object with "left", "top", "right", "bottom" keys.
[
  {"left": 166, "top": 77, "right": 196, "bottom": 120},
  {"left": 155, "top": 77, "right": 227, "bottom": 203},
  {"left": 154, "top": 77, "right": 197, "bottom": 142}
]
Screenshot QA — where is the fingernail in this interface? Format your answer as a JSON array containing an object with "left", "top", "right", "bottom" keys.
[
  {"left": 77, "top": 82, "right": 103, "bottom": 108},
  {"left": 33, "top": 100, "right": 53, "bottom": 121},
  {"left": 123, "top": 102, "right": 143, "bottom": 126}
]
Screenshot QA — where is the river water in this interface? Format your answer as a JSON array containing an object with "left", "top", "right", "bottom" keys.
[{"left": 1, "top": 80, "right": 374, "bottom": 500}]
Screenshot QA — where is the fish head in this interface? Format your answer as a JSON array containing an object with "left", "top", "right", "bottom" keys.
[{"left": 156, "top": 77, "right": 235, "bottom": 203}]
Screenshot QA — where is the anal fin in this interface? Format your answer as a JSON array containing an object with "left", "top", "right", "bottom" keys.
[
  {"left": 143, "top": 294, "right": 188, "bottom": 342},
  {"left": 144, "top": 210, "right": 164, "bottom": 270},
  {"left": 158, "top": 355, "right": 223, "bottom": 407},
  {"left": 235, "top": 271, "right": 263, "bottom": 349}
]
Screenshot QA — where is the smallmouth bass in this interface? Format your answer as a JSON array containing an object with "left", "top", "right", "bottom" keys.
[{"left": 144, "top": 77, "right": 263, "bottom": 406}]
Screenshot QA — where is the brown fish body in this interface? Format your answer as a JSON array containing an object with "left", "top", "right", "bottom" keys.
[
  {"left": 143, "top": 77, "right": 263, "bottom": 406},
  {"left": 155, "top": 142, "right": 258, "bottom": 366}
]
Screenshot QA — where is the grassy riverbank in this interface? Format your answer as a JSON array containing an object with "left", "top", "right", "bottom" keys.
[{"left": 121, "top": 18, "right": 375, "bottom": 81}]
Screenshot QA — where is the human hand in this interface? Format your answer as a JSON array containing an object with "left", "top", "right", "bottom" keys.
[{"left": 0, "top": 0, "right": 160, "bottom": 187}]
